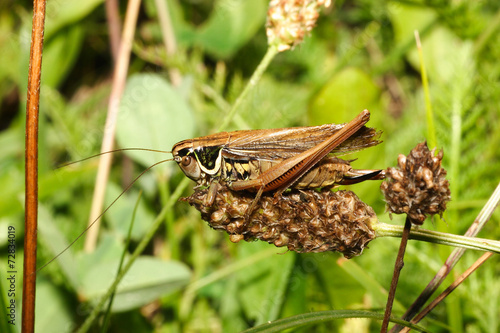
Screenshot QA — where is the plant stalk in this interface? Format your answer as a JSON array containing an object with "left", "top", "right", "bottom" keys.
[
  {"left": 414, "top": 30, "right": 436, "bottom": 149},
  {"left": 23, "top": 0, "right": 46, "bottom": 332},
  {"left": 374, "top": 222, "right": 500, "bottom": 254},
  {"left": 381, "top": 216, "right": 412, "bottom": 333},
  {"left": 399, "top": 252, "right": 493, "bottom": 333},
  {"left": 390, "top": 181, "right": 500, "bottom": 332},
  {"left": 217, "top": 45, "right": 279, "bottom": 131},
  {"left": 76, "top": 178, "right": 190, "bottom": 333},
  {"left": 85, "top": 0, "right": 141, "bottom": 252}
]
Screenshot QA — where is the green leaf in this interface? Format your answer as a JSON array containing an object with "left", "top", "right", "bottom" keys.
[
  {"left": 44, "top": 0, "right": 104, "bottom": 39},
  {"left": 80, "top": 256, "right": 191, "bottom": 312},
  {"left": 0, "top": 162, "right": 95, "bottom": 218},
  {"left": 313, "top": 254, "right": 367, "bottom": 309},
  {"left": 38, "top": 204, "right": 80, "bottom": 288},
  {"left": 0, "top": 15, "right": 20, "bottom": 87},
  {"left": 117, "top": 73, "right": 195, "bottom": 168},
  {"left": 220, "top": 279, "right": 247, "bottom": 332},
  {"left": 309, "top": 67, "right": 381, "bottom": 126},
  {"left": 35, "top": 277, "right": 74, "bottom": 333},
  {"left": 146, "top": 0, "right": 266, "bottom": 58},
  {"left": 76, "top": 234, "right": 124, "bottom": 285},
  {"left": 337, "top": 259, "right": 405, "bottom": 313},
  {"left": 236, "top": 242, "right": 295, "bottom": 324},
  {"left": 41, "top": 24, "right": 84, "bottom": 88},
  {"left": 195, "top": 0, "right": 267, "bottom": 58},
  {"left": 388, "top": 2, "right": 464, "bottom": 82},
  {"left": 388, "top": 3, "right": 436, "bottom": 49},
  {"left": 104, "top": 183, "right": 155, "bottom": 241},
  {"left": 237, "top": 75, "right": 310, "bottom": 130}
]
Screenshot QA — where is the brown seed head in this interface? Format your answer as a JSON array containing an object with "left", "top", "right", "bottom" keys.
[
  {"left": 266, "top": 0, "right": 331, "bottom": 52},
  {"left": 381, "top": 142, "right": 451, "bottom": 225},
  {"left": 182, "top": 183, "right": 377, "bottom": 258}
]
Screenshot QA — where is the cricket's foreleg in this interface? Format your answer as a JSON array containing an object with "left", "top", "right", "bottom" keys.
[{"left": 204, "top": 180, "right": 220, "bottom": 206}]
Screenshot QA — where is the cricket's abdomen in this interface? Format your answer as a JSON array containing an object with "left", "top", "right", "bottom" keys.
[{"left": 221, "top": 157, "right": 353, "bottom": 190}]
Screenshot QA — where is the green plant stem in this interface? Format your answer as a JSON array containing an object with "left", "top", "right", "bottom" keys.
[
  {"left": 199, "top": 82, "right": 250, "bottom": 129},
  {"left": 179, "top": 247, "right": 278, "bottom": 319},
  {"left": 217, "top": 45, "right": 279, "bottom": 131},
  {"left": 158, "top": 171, "right": 179, "bottom": 259},
  {"left": 414, "top": 30, "right": 436, "bottom": 149},
  {"left": 240, "top": 310, "right": 429, "bottom": 333},
  {"left": 374, "top": 223, "right": 500, "bottom": 254},
  {"left": 101, "top": 191, "right": 141, "bottom": 333},
  {"left": 76, "top": 178, "right": 190, "bottom": 333}
]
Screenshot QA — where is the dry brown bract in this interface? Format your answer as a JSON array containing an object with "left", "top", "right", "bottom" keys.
[
  {"left": 182, "top": 183, "right": 377, "bottom": 258},
  {"left": 381, "top": 142, "right": 451, "bottom": 225}
]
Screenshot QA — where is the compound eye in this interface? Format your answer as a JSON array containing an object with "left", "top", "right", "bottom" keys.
[
  {"left": 181, "top": 156, "right": 192, "bottom": 166},
  {"left": 178, "top": 154, "right": 201, "bottom": 180}
]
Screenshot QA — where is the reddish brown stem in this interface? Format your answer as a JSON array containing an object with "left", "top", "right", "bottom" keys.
[
  {"left": 381, "top": 216, "right": 412, "bottom": 332},
  {"left": 23, "top": 0, "right": 46, "bottom": 332},
  {"left": 399, "top": 252, "right": 493, "bottom": 333},
  {"left": 391, "top": 182, "right": 500, "bottom": 332}
]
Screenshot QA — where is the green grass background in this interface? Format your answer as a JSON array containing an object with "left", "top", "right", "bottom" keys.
[{"left": 0, "top": 0, "right": 499, "bottom": 332}]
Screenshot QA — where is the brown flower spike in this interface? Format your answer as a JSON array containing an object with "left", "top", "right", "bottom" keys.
[
  {"left": 381, "top": 142, "right": 450, "bottom": 225},
  {"left": 267, "top": 0, "right": 331, "bottom": 51},
  {"left": 182, "top": 183, "right": 377, "bottom": 258}
]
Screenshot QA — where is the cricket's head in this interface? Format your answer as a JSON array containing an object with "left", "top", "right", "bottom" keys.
[
  {"left": 172, "top": 139, "right": 223, "bottom": 182},
  {"left": 172, "top": 140, "right": 202, "bottom": 181}
]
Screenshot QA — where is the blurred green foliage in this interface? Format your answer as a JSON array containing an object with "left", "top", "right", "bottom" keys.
[{"left": 0, "top": 0, "right": 499, "bottom": 332}]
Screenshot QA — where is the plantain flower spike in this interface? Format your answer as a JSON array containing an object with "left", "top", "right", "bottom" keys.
[
  {"left": 183, "top": 183, "right": 377, "bottom": 258},
  {"left": 266, "top": 0, "right": 332, "bottom": 52},
  {"left": 381, "top": 142, "right": 451, "bottom": 225}
]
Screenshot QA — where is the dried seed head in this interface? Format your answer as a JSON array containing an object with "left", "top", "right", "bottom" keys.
[
  {"left": 181, "top": 183, "right": 377, "bottom": 258},
  {"left": 266, "top": 0, "right": 331, "bottom": 52},
  {"left": 381, "top": 142, "right": 451, "bottom": 225}
]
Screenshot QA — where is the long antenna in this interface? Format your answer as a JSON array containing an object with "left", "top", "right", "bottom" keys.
[
  {"left": 37, "top": 158, "right": 174, "bottom": 272},
  {"left": 58, "top": 148, "right": 171, "bottom": 168}
]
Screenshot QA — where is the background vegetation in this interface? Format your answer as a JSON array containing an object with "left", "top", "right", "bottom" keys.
[{"left": 1, "top": 0, "right": 499, "bottom": 332}]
